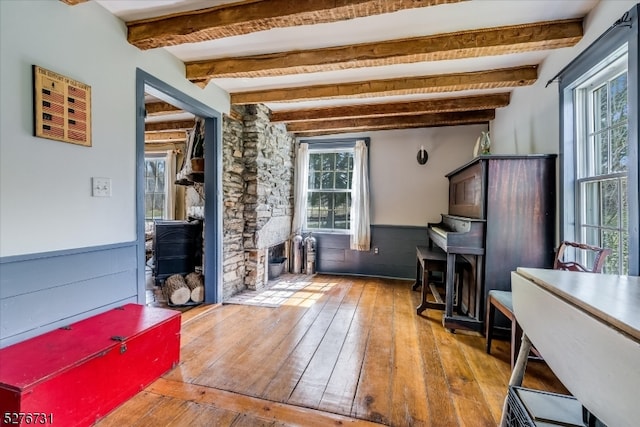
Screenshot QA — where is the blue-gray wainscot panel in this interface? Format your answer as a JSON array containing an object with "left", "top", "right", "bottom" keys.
[
  {"left": 312, "top": 225, "right": 428, "bottom": 279},
  {"left": 0, "top": 242, "right": 139, "bottom": 348}
]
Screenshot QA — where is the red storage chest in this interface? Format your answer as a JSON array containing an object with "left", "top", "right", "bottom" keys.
[{"left": 0, "top": 304, "right": 181, "bottom": 427}]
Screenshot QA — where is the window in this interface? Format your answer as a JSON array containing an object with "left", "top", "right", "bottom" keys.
[
  {"left": 560, "top": 5, "right": 638, "bottom": 276},
  {"left": 306, "top": 149, "right": 353, "bottom": 231},
  {"left": 574, "top": 48, "right": 629, "bottom": 274},
  {"left": 145, "top": 155, "right": 167, "bottom": 224}
]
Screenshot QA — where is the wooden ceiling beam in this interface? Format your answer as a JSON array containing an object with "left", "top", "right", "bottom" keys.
[
  {"left": 144, "top": 142, "right": 186, "bottom": 153},
  {"left": 231, "top": 66, "right": 536, "bottom": 104},
  {"left": 187, "top": 19, "right": 581, "bottom": 81},
  {"left": 271, "top": 93, "right": 510, "bottom": 123},
  {"left": 288, "top": 109, "right": 495, "bottom": 135},
  {"left": 145, "top": 101, "right": 182, "bottom": 117},
  {"left": 144, "top": 131, "right": 188, "bottom": 143},
  {"left": 145, "top": 120, "right": 195, "bottom": 132},
  {"left": 127, "top": 0, "right": 464, "bottom": 50}
]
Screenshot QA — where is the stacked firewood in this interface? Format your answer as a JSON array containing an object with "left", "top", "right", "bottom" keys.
[{"left": 163, "top": 272, "right": 204, "bottom": 306}]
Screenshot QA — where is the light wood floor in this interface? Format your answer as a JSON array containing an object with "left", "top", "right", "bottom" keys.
[{"left": 96, "top": 275, "right": 567, "bottom": 427}]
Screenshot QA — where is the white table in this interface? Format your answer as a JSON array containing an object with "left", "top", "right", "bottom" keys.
[{"left": 507, "top": 267, "right": 640, "bottom": 427}]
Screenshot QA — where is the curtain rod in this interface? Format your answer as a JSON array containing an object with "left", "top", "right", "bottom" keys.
[{"left": 545, "top": 11, "right": 633, "bottom": 88}]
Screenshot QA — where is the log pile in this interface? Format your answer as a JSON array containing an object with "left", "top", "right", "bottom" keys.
[
  {"left": 185, "top": 272, "right": 205, "bottom": 303},
  {"left": 163, "top": 272, "right": 204, "bottom": 306}
]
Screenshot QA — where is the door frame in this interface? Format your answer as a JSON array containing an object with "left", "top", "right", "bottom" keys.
[{"left": 136, "top": 68, "right": 223, "bottom": 304}]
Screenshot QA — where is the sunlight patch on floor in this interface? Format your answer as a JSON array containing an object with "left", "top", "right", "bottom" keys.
[{"left": 224, "top": 275, "right": 337, "bottom": 308}]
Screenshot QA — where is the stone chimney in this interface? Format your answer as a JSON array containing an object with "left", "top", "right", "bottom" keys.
[{"left": 222, "top": 105, "right": 295, "bottom": 297}]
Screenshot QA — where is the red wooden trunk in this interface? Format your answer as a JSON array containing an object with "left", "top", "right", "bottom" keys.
[{"left": 0, "top": 304, "right": 181, "bottom": 427}]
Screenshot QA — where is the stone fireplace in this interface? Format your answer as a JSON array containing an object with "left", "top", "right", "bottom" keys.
[{"left": 222, "top": 104, "right": 295, "bottom": 297}]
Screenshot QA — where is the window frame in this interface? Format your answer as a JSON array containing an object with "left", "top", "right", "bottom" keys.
[
  {"left": 559, "top": 5, "right": 639, "bottom": 275},
  {"left": 299, "top": 138, "right": 370, "bottom": 234}
]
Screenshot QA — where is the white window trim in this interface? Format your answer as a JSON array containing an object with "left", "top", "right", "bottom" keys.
[{"left": 304, "top": 146, "right": 354, "bottom": 234}]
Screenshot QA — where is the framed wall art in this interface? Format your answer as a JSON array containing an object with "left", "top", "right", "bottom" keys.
[{"left": 33, "top": 65, "right": 92, "bottom": 146}]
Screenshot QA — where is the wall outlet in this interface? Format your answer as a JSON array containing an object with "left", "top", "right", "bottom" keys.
[
  {"left": 92, "top": 177, "right": 112, "bottom": 197},
  {"left": 374, "top": 247, "right": 379, "bottom": 254}
]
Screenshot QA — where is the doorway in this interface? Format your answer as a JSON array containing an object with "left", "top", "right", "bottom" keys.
[{"left": 135, "top": 69, "right": 222, "bottom": 305}]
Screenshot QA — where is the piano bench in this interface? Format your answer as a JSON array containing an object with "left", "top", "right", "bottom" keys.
[{"left": 415, "top": 245, "right": 461, "bottom": 315}]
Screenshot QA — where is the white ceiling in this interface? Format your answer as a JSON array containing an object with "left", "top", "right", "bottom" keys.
[{"left": 95, "top": 0, "right": 600, "bottom": 114}]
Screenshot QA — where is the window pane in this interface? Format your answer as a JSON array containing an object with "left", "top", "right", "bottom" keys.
[
  {"left": 310, "top": 172, "right": 323, "bottom": 189},
  {"left": 595, "top": 131, "right": 609, "bottom": 175},
  {"left": 621, "top": 231, "right": 629, "bottom": 275},
  {"left": 582, "top": 181, "right": 600, "bottom": 227},
  {"left": 611, "top": 124, "right": 628, "bottom": 172},
  {"left": 154, "top": 195, "right": 165, "bottom": 216},
  {"left": 601, "top": 179, "right": 619, "bottom": 228},
  {"left": 610, "top": 72, "right": 627, "bottom": 126},
  {"left": 593, "top": 84, "right": 608, "bottom": 132},
  {"left": 336, "top": 152, "right": 349, "bottom": 170},
  {"left": 602, "top": 229, "right": 620, "bottom": 274},
  {"left": 322, "top": 153, "right": 335, "bottom": 171},
  {"left": 321, "top": 171, "right": 334, "bottom": 189},
  {"left": 319, "top": 193, "right": 330, "bottom": 228},
  {"left": 309, "top": 153, "right": 322, "bottom": 172},
  {"left": 582, "top": 225, "right": 600, "bottom": 248},
  {"left": 145, "top": 193, "right": 153, "bottom": 218},
  {"left": 334, "top": 192, "right": 348, "bottom": 229},
  {"left": 306, "top": 192, "right": 320, "bottom": 228},
  {"left": 335, "top": 171, "right": 349, "bottom": 189}
]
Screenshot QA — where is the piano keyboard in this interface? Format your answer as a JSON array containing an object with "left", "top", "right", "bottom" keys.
[{"left": 431, "top": 226, "right": 447, "bottom": 238}]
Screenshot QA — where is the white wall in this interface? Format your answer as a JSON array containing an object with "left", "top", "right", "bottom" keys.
[
  {"left": 0, "top": 1, "right": 229, "bottom": 257},
  {"left": 301, "top": 124, "right": 487, "bottom": 226},
  {"left": 491, "top": 0, "right": 638, "bottom": 155}
]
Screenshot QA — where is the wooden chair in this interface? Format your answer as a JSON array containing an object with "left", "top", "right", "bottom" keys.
[{"left": 485, "top": 241, "right": 611, "bottom": 369}]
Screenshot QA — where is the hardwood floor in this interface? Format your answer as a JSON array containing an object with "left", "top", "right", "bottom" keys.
[{"left": 96, "top": 275, "right": 567, "bottom": 426}]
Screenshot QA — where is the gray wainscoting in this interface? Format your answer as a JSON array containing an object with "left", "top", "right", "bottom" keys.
[
  {"left": 313, "top": 225, "right": 428, "bottom": 279},
  {"left": 0, "top": 242, "right": 139, "bottom": 348}
]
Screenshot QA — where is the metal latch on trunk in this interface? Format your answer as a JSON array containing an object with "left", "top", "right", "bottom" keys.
[{"left": 111, "top": 336, "right": 127, "bottom": 354}]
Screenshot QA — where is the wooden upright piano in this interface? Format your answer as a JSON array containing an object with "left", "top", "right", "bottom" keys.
[{"left": 427, "top": 155, "right": 557, "bottom": 332}]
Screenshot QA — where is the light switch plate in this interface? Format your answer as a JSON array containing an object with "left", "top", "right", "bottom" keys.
[{"left": 92, "top": 177, "right": 112, "bottom": 197}]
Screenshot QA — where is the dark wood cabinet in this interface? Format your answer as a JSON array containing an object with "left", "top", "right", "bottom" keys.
[{"left": 444, "top": 154, "right": 557, "bottom": 329}]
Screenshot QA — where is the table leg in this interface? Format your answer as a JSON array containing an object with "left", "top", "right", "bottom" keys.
[{"left": 499, "top": 333, "right": 533, "bottom": 427}]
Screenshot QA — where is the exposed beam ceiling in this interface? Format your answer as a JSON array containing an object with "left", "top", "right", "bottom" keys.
[
  {"left": 127, "top": 0, "right": 464, "bottom": 50},
  {"left": 95, "top": 0, "right": 596, "bottom": 136},
  {"left": 270, "top": 93, "right": 510, "bottom": 123},
  {"left": 186, "top": 19, "right": 581, "bottom": 83},
  {"left": 231, "top": 66, "right": 537, "bottom": 104},
  {"left": 289, "top": 109, "right": 496, "bottom": 136}
]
